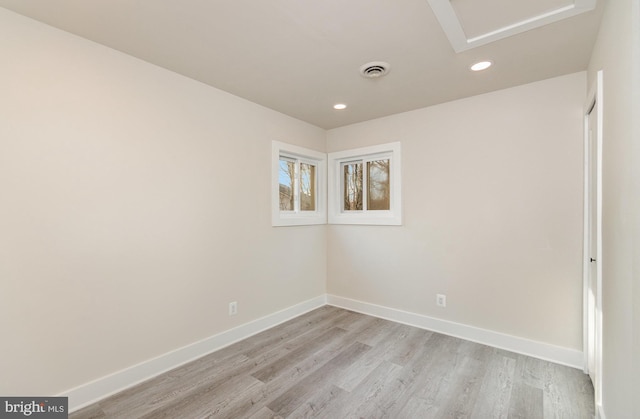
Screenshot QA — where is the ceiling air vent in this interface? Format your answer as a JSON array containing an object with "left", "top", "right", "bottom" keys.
[{"left": 359, "top": 61, "right": 391, "bottom": 78}]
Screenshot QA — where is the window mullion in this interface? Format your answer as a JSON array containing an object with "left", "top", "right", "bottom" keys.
[
  {"left": 362, "top": 159, "right": 368, "bottom": 211},
  {"left": 294, "top": 160, "right": 301, "bottom": 213}
]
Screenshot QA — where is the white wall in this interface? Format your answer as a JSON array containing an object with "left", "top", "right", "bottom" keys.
[
  {"left": 327, "top": 72, "right": 586, "bottom": 350},
  {"left": 587, "top": 0, "right": 640, "bottom": 417},
  {"left": 0, "top": 8, "right": 326, "bottom": 396},
  {"left": 635, "top": 2, "right": 640, "bottom": 414}
]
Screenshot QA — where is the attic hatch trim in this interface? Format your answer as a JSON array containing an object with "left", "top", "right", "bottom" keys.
[{"left": 426, "top": 0, "right": 597, "bottom": 52}]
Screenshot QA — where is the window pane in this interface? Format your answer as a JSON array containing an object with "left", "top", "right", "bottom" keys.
[
  {"left": 300, "top": 163, "right": 316, "bottom": 211},
  {"left": 367, "top": 159, "right": 390, "bottom": 210},
  {"left": 279, "top": 158, "right": 295, "bottom": 210},
  {"left": 343, "top": 162, "right": 363, "bottom": 211}
]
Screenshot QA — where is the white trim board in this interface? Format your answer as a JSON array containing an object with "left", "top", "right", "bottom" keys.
[
  {"left": 61, "top": 295, "right": 327, "bottom": 413},
  {"left": 597, "top": 404, "right": 606, "bottom": 419},
  {"left": 327, "top": 294, "right": 584, "bottom": 369},
  {"left": 427, "top": 0, "right": 597, "bottom": 52}
]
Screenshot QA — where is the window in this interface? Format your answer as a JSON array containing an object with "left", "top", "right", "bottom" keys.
[
  {"left": 272, "top": 141, "right": 400, "bottom": 226},
  {"left": 272, "top": 141, "right": 326, "bottom": 226},
  {"left": 342, "top": 158, "right": 391, "bottom": 211},
  {"left": 328, "top": 142, "right": 401, "bottom": 225},
  {"left": 278, "top": 157, "right": 316, "bottom": 211}
]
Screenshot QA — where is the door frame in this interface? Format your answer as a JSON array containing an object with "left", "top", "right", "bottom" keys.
[{"left": 582, "top": 69, "right": 603, "bottom": 413}]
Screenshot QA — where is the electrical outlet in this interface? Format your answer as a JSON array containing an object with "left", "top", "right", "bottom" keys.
[
  {"left": 436, "top": 294, "right": 446, "bottom": 308},
  {"left": 229, "top": 301, "right": 238, "bottom": 316}
]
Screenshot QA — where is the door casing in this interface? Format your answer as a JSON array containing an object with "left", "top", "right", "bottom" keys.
[{"left": 583, "top": 69, "right": 603, "bottom": 414}]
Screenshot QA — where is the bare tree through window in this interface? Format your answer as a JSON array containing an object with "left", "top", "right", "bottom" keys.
[
  {"left": 367, "top": 159, "right": 390, "bottom": 210},
  {"left": 279, "top": 157, "right": 317, "bottom": 212},
  {"left": 343, "top": 159, "right": 389, "bottom": 211},
  {"left": 343, "top": 162, "right": 363, "bottom": 210},
  {"left": 300, "top": 163, "right": 316, "bottom": 211},
  {"left": 279, "top": 158, "right": 295, "bottom": 210}
]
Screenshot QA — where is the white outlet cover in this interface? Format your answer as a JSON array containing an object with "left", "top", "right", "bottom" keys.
[{"left": 229, "top": 302, "right": 238, "bottom": 315}]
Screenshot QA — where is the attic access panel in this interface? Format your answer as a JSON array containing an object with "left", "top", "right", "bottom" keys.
[{"left": 427, "top": 0, "right": 597, "bottom": 52}]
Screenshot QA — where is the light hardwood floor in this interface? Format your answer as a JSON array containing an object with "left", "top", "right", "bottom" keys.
[{"left": 70, "top": 306, "right": 594, "bottom": 418}]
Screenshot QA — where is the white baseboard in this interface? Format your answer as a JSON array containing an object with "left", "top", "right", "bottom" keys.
[
  {"left": 62, "top": 293, "right": 585, "bottom": 413},
  {"left": 62, "top": 295, "right": 327, "bottom": 412},
  {"left": 326, "top": 294, "right": 584, "bottom": 370}
]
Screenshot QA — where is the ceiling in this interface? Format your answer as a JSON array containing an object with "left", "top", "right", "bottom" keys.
[{"left": 0, "top": 0, "right": 605, "bottom": 129}]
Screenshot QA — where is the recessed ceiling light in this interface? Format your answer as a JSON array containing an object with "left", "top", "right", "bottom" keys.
[
  {"left": 470, "top": 61, "right": 492, "bottom": 71},
  {"left": 333, "top": 103, "right": 347, "bottom": 110}
]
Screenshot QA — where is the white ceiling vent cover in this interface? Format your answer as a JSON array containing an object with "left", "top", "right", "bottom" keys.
[{"left": 360, "top": 61, "right": 391, "bottom": 78}]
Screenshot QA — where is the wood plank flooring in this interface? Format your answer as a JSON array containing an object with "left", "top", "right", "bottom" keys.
[{"left": 69, "top": 306, "right": 594, "bottom": 418}]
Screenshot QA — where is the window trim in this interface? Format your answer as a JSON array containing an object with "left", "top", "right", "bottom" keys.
[
  {"left": 272, "top": 141, "right": 327, "bottom": 226},
  {"left": 328, "top": 142, "right": 402, "bottom": 225}
]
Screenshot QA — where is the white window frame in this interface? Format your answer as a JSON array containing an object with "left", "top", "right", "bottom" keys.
[
  {"left": 328, "top": 142, "right": 402, "bottom": 225},
  {"left": 272, "top": 141, "right": 327, "bottom": 226}
]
